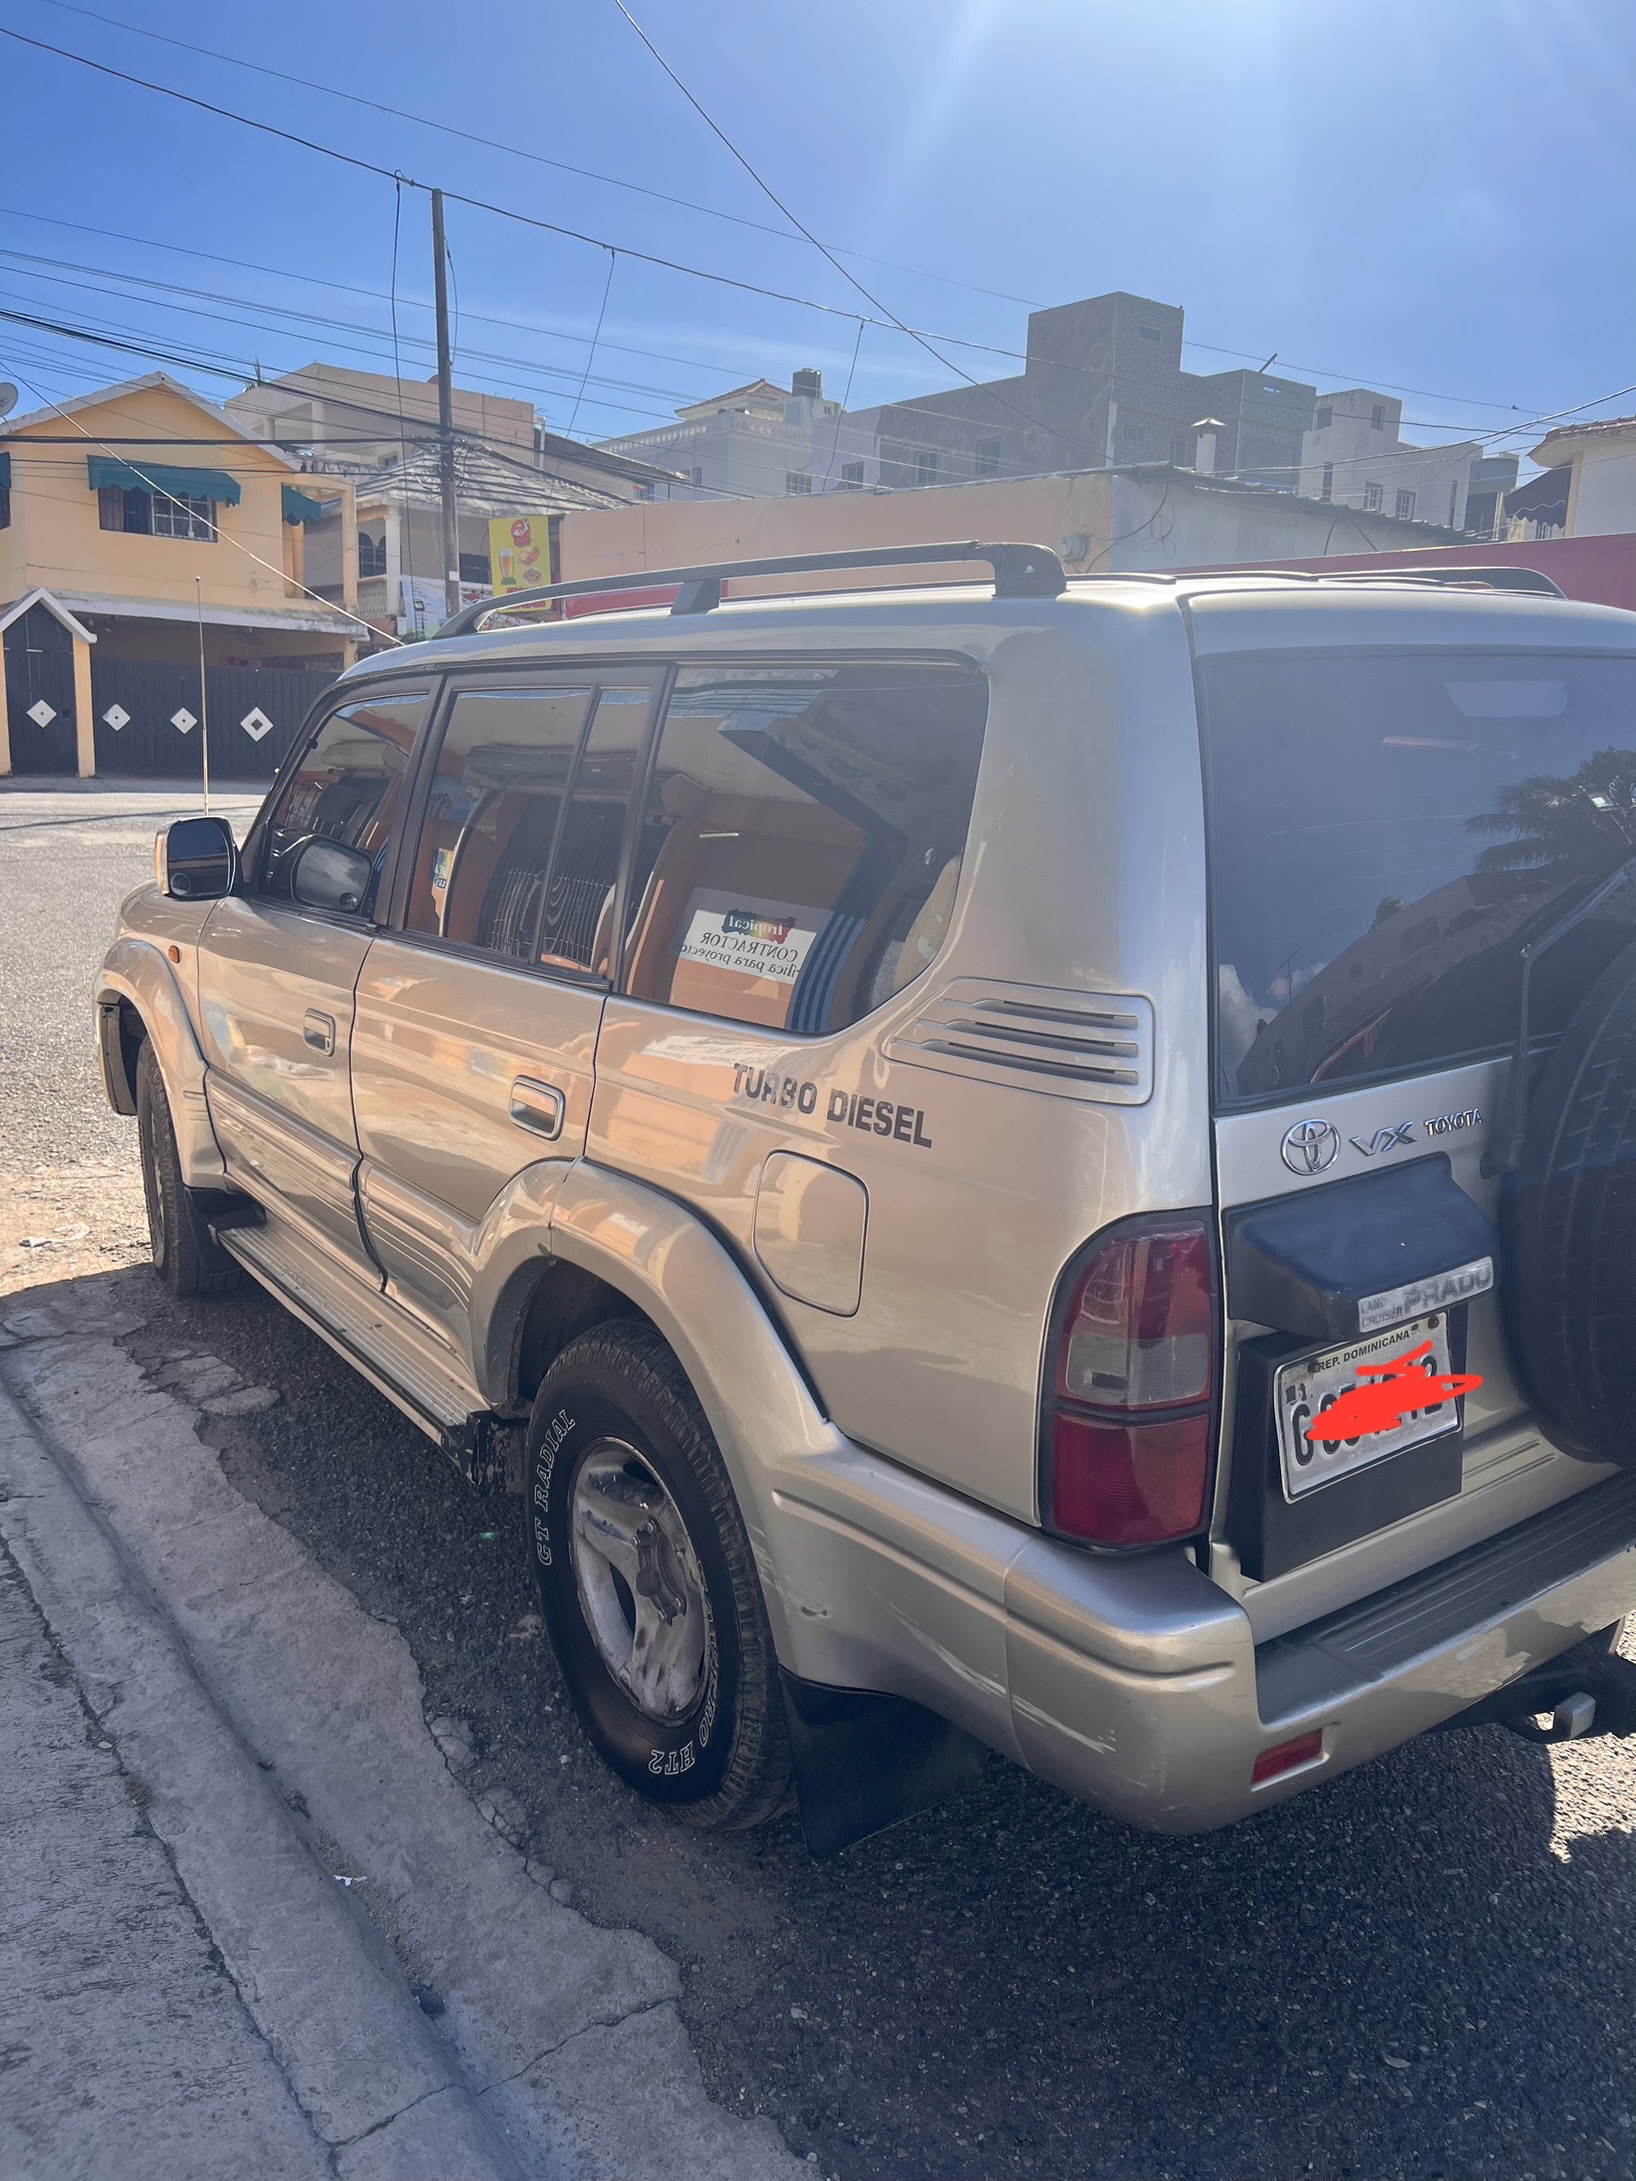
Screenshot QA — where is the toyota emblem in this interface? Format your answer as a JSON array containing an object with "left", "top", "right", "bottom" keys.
[{"left": 1280, "top": 1118, "right": 1341, "bottom": 1177}]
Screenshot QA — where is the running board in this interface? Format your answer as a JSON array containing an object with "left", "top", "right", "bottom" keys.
[{"left": 219, "top": 1216, "right": 482, "bottom": 1445}]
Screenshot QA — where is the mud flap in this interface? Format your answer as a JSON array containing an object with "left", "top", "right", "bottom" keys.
[{"left": 780, "top": 1672, "right": 989, "bottom": 1858}]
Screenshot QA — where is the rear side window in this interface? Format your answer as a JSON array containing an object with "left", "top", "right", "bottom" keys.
[
  {"left": 259, "top": 690, "right": 425, "bottom": 916},
  {"left": 623, "top": 662, "right": 986, "bottom": 1033},
  {"left": 1201, "top": 648, "right": 1636, "bottom": 1105}
]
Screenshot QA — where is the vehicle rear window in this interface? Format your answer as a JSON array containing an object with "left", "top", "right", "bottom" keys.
[{"left": 1200, "top": 648, "right": 1636, "bottom": 1106}]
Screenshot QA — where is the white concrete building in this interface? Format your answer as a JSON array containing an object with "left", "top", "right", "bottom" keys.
[
  {"left": 1297, "top": 390, "right": 1515, "bottom": 538},
  {"left": 1526, "top": 415, "right": 1636, "bottom": 537},
  {"left": 595, "top": 371, "right": 840, "bottom": 502}
]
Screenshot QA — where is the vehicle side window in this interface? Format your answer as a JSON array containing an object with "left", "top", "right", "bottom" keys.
[
  {"left": 258, "top": 691, "right": 425, "bottom": 918},
  {"left": 537, "top": 686, "right": 651, "bottom": 975},
  {"left": 403, "top": 686, "right": 593, "bottom": 956},
  {"left": 623, "top": 663, "right": 986, "bottom": 1033}
]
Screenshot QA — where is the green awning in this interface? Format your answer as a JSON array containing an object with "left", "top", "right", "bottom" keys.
[
  {"left": 281, "top": 484, "right": 329, "bottom": 526},
  {"left": 0, "top": 453, "right": 10, "bottom": 489},
  {"left": 86, "top": 456, "right": 241, "bottom": 507}
]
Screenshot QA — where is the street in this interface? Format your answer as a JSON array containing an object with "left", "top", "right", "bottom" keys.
[{"left": 7, "top": 778, "right": 1636, "bottom": 2180}]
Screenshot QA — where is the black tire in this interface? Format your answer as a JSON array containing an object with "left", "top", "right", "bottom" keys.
[
  {"left": 135, "top": 1040, "right": 243, "bottom": 1300},
  {"left": 527, "top": 1321, "right": 791, "bottom": 1828},
  {"left": 1502, "top": 940, "right": 1636, "bottom": 1464}
]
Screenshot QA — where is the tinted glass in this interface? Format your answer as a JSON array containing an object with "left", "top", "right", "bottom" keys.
[
  {"left": 1202, "top": 649, "right": 1636, "bottom": 1105},
  {"left": 260, "top": 691, "right": 424, "bottom": 917},
  {"left": 404, "top": 686, "right": 593, "bottom": 957},
  {"left": 624, "top": 663, "right": 987, "bottom": 1033},
  {"left": 538, "top": 687, "right": 651, "bottom": 974}
]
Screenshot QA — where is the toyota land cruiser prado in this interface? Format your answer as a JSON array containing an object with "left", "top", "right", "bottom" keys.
[{"left": 96, "top": 542, "right": 1636, "bottom": 1854}]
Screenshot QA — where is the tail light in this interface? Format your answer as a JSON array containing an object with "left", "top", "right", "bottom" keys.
[{"left": 1042, "top": 1216, "right": 1218, "bottom": 1548}]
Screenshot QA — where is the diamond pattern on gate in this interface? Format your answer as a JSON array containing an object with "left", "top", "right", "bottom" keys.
[
  {"left": 26, "top": 699, "right": 55, "bottom": 728},
  {"left": 170, "top": 708, "right": 197, "bottom": 734},
  {"left": 102, "top": 703, "right": 131, "bottom": 731},
  {"left": 239, "top": 706, "right": 274, "bottom": 744}
]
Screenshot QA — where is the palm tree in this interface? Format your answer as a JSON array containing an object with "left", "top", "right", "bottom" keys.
[{"left": 1466, "top": 746, "right": 1636, "bottom": 878}]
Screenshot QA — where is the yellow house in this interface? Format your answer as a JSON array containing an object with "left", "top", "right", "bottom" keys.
[{"left": 0, "top": 372, "right": 361, "bottom": 777}]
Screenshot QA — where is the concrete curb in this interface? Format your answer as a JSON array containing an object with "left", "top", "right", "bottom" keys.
[{"left": 0, "top": 1358, "right": 528, "bottom": 2179}]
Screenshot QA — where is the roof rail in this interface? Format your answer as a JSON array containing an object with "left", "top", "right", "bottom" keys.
[
  {"left": 436, "top": 539, "right": 1067, "bottom": 640},
  {"left": 1250, "top": 563, "right": 1565, "bottom": 599}
]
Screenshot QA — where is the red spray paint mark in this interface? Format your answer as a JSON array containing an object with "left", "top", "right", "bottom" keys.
[{"left": 1303, "top": 1339, "right": 1482, "bottom": 1445}]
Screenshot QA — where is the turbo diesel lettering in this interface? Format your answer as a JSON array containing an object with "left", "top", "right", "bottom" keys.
[{"left": 730, "top": 1064, "right": 934, "bottom": 1148}]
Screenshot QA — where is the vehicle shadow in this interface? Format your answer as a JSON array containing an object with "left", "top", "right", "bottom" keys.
[{"left": 11, "top": 1258, "right": 1636, "bottom": 2181}]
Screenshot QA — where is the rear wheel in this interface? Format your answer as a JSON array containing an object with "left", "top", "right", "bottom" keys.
[
  {"left": 527, "top": 1321, "right": 791, "bottom": 1827},
  {"left": 135, "top": 1040, "right": 242, "bottom": 1299}
]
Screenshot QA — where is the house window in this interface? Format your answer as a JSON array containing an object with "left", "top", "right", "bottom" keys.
[
  {"left": 1395, "top": 489, "right": 1416, "bottom": 521},
  {"left": 975, "top": 439, "right": 1001, "bottom": 477},
  {"left": 152, "top": 493, "right": 216, "bottom": 540},
  {"left": 0, "top": 485, "right": 8, "bottom": 530},
  {"left": 911, "top": 448, "right": 939, "bottom": 488},
  {"left": 689, "top": 466, "right": 703, "bottom": 488},
  {"left": 785, "top": 471, "right": 812, "bottom": 495},
  {"left": 838, "top": 461, "right": 865, "bottom": 491},
  {"left": 1320, "top": 463, "right": 1333, "bottom": 501},
  {"left": 1138, "top": 326, "right": 1161, "bottom": 342},
  {"left": 99, "top": 484, "right": 214, "bottom": 539},
  {"left": 1315, "top": 406, "right": 1333, "bottom": 430},
  {"left": 1370, "top": 404, "right": 1387, "bottom": 431},
  {"left": 1363, "top": 482, "right": 1383, "bottom": 511},
  {"left": 358, "top": 533, "right": 387, "bottom": 579}
]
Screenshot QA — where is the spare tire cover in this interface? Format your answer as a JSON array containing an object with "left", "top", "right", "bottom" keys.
[{"left": 1503, "top": 940, "right": 1636, "bottom": 1464}]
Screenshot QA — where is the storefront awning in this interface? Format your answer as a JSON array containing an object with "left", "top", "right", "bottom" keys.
[
  {"left": 86, "top": 456, "right": 242, "bottom": 507},
  {"left": 281, "top": 484, "right": 330, "bottom": 526}
]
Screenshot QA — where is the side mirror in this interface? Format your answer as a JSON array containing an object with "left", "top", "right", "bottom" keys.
[
  {"left": 291, "top": 836, "right": 375, "bottom": 916},
  {"left": 156, "top": 815, "right": 236, "bottom": 900}
]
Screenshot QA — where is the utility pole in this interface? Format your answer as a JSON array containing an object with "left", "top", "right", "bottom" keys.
[{"left": 431, "top": 189, "right": 460, "bottom": 622}]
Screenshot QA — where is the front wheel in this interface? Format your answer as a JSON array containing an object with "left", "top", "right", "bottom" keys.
[
  {"left": 135, "top": 1040, "right": 242, "bottom": 1299},
  {"left": 528, "top": 1322, "right": 791, "bottom": 1828}
]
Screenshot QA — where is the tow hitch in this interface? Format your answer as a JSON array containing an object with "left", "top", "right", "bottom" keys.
[{"left": 1444, "top": 1629, "right": 1636, "bottom": 1744}]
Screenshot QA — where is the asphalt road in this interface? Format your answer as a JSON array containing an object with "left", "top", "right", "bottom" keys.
[{"left": 9, "top": 777, "right": 1636, "bottom": 2181}]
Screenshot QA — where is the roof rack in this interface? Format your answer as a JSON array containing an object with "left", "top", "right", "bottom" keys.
[
  {"left": 1245, "top": 563, "right": 1565, "bottom": 598},
  {"left": 436, "top": 539, "right": 1068, "bottom": 639}
]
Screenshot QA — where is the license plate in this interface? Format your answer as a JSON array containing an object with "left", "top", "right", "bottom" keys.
[{"left": 1275, "top": 1315, "right": 1462, "bottom": 1501}]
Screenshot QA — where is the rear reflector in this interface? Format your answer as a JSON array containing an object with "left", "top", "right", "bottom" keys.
[
  {"left": 1049, "top": 1411, "right": 1211, "bottom": 1547},
  {"left": 1251, "top": 1730, "right": 1324, "bottom": 1785}
]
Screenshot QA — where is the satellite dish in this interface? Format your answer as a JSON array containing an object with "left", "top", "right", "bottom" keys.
[{"left": 0, "top": 383, "right": 17, "bottom": 419}]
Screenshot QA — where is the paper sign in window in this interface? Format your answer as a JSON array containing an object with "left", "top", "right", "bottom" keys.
[{"left": 673, "top": 890, "right": 829, "bottom": 989}]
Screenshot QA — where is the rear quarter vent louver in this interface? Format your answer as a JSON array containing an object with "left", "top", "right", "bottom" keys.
[{"left": 885, "top": 980, "right": 1154, "bottom": 1105}]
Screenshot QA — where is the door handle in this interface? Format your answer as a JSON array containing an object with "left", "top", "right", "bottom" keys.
[
  {"left": 509, "top": 1077, "right": 565, "bottom": 1140},
  {"left": 303, "top": 1010, "right": 336, "bottom": 1055}
]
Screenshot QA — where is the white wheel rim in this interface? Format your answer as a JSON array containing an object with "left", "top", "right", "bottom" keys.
[{"left": 568, "top": 1439, "right": 710, "bottom": 1721}]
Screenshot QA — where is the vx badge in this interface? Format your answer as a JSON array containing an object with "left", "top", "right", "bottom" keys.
[{"left": 1350, "top": 1122, "right": 1416, "bottom": 1158}]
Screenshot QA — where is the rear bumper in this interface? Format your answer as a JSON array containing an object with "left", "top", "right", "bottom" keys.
[{"left": 766, "top": 1441, "right": 1636, "bottom": 1831}]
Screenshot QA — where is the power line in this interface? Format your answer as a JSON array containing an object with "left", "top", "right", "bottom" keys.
[
  {"left": 603, "top": 0, "right": 1103, "bottom": 468},
  {"left": 29, "top": 0, "right": 1053, "bottom": 318},
  {"left": 0, "top": 198, "right": 1535, "bottom": 438},
  {"left": 0, "top": 25, "right": 943, "bottom": 348},
  {"left": 11, "top": 0, "right": 1554, "bottom": 422}
]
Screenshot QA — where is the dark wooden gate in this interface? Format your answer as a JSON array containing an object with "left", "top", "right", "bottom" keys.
[
  {"left": 90, "top": 660, "right": 336, "bottom": 781},
  {"left": 4, "top": 606, "right": 78, "bottom": 775}
]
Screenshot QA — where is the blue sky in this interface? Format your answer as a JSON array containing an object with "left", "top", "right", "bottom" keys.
[{"left": 1, "top": 0, "right": 1632, "bottom": 469}]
